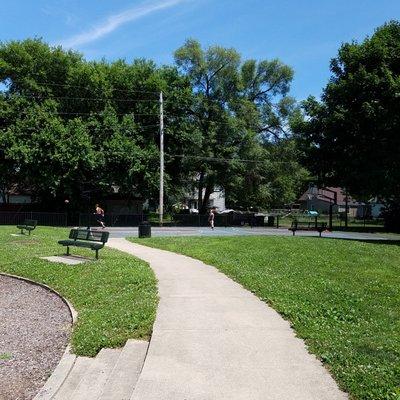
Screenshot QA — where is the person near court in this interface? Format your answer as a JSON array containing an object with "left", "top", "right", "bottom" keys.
[
  {"left": 208, "top": 207, "right": 215, "bottom": 230},
  {"left": 94, "top": 204, "right": 106, "bottom": 228}
]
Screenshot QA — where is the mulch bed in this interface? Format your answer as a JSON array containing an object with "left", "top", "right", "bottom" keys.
[{"left": 0, "top": 275, "right": 72, "bottom": 400}]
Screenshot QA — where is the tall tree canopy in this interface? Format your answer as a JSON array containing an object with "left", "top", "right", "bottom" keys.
[
  {"left": 294, "top": 21, "right": 400, "bottom": 204},
  {"left": 0, "top": 38, "right": 307, "bottom": 212},
  {"left": 174, "top": 39, "right": 305, "bottom": 212},
  {"left": 0, "top": 39, "right": 193, "bottom": 209}
]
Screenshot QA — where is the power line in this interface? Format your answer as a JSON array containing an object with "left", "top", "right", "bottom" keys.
[
  {"left": 168, "top": 154, "right": 267, "bottom": 164},
  {"left": 2, "top": 105, "right": 253, "bottom": 127},
  {"left": 15, "top": 111, "right": 161, "bottom": 117},
  {"left": 3, "top": 94, "right": 162, "bottom": 103},
  {"left": 3, "top": 77, "right": 162, "bottom": 95},
  {"left": 2, "top": 93, "right": 279, "bottom": 127},
  {"left": 168, "top": 154, "right": 298, "bottom": 164},
  {"left": 2, "top": 124, "right": 160, "bottom": 133}
]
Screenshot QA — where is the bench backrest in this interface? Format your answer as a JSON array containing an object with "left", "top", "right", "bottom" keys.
[
  {"left": 291, "top": 220, "right": 327, "bottom": 229},
  {"left": 69, "top": 229, "right": 109, "bottom": 243},
  {"left": 24, "top": 219, "right": 38, "bottom": 227}
]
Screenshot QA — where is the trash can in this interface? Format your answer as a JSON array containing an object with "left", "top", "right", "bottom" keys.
[
  {"left": 267, "top": 216, "right": 275, "bottom": 227},
  {"left": 256, "top": 216, "right": 265, "bottom": 226},
  {"left": 138, "top": 221, "right": 151, "bottom": 238}
]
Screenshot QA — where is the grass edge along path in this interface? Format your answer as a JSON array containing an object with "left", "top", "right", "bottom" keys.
[
  {"left": 130, "top": 235, "right": 400, "bottom": 400},
  {"left": 0, "top": 226, "right": 158, "bottom": 357}
]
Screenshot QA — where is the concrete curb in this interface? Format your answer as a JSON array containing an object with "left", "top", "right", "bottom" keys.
[
  {"left": 33, "top": 347, "right": 77, "bottom": 400},
  {"left": 0, "top": 272, "right": 78, "bottom": 324},
  {"left": 0, "top": 273, "right": 78, "bottom": 400}
]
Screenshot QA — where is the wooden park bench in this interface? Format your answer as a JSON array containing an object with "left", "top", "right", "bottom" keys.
[
  {"left": 58, "top": 228, "right": 109, "bottom": 259},
  {"left": 16, "top": 219, "right": 38, "bottom": 235},
  {"left": 289, "top": 220, "right": 328, "bottom": 237}
]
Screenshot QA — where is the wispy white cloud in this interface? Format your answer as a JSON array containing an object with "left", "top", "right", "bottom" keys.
[
  {"left": 42, "top": 6, "right": 80, "bottom": 27},
  {"left": 58, "top": 0, "right": 188, "bottom": 48}
]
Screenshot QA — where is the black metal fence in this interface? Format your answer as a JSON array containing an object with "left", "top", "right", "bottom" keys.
[
  {"left": 0, "top": 211, "right": 265, "bottom": 227},
  {"left": 171, "top": 213, "right": 265, "bottom": 227},
  {"left": 0, "top": 211, "right": 67, "bottom": 226},
  {"left": 0, "top": 210, "right": 387, "bottom": 232},
  {"left": 0, "top": 211, "right": 148, "bottom": 227},
  {"left": 275, "top": 213, "right": 385, "bottom": 230},
  {"left": 78, "top": 213, "right": 147, "bottom": 227}
]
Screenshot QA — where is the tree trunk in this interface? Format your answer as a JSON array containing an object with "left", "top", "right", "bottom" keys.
[
  {"left": 197, "top": 171, "right": 204, "bottom": 212},
  {"left": 0, "top": 185, "right": 7, "bottom": 204},
  {"left": 200, "top": 180, "right": 214, "bottom": 214}
]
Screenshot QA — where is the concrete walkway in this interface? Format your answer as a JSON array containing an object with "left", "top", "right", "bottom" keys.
[{"left": 108, "top": 238, "right": 347, "bottom": 400}]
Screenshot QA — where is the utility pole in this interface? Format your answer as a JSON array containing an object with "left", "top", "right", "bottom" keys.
[{"left": 159, "top": 91, "right": 164, "bottom": 226}]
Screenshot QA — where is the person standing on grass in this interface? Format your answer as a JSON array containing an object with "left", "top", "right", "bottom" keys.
[
  {"left": 208, "top": 207, "right": 215, "bottom": 230},
  {"left": 94, "top": 204, "right": 106, "bottom": 228}
]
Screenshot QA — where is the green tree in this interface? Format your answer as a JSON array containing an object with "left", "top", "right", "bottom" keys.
[
  {"left": 0, "top": 39, "right": 187, "bottom": 208},
  {"left": 0, "top": 98, "right": 97, "bottom": 205},
  {"left": 294, "top": 21, "right": 400, "bottom": 228},
  {"left": 0, "top": 38, "right": 306, "bottom": 213},
  {"left": 174, "top": 39, "right": 299, "bottom": 212},
  {"left": 296, "top": 21, "right": 400, "bottom": 198},
  {"left": 225, "top": 139, "right": 309, "bottom": 210}
]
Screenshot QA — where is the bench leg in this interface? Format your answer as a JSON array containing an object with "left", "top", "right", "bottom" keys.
[
  {"left": 28, "top": 230, "right": 31, "bottom": 236},
  {"left": 20, "top": 229, "right": 23, "bottom": 235},
  {"left": 95, "top": 249, "right": 99, "bottom": 259},
  {"left": 66, "top": 246, "right": 70, "bottom": 256},
  {"left": 292, "top": 230, "right": 296, "bottom": 236}
]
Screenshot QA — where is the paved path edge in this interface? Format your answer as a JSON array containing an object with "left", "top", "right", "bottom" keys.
[{"left": 107, "top": 238, "right": 348, "bottom": 400}]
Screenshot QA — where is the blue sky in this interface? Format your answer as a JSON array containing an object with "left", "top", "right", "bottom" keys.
[{"left": 2, "top": 0, "right": 400, "bottom": 100}]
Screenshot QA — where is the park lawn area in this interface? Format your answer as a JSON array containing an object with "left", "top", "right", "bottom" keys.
[
  {"left": 132, "top": 235, "right": 400, "bottom": 400},
  {"left": 0, "top": 226, "right": 158, "bottom": 357}
]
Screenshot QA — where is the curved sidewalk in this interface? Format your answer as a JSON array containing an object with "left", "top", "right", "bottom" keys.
[{"left": 108, "top": 238, "right": 348, "bottom": 400}]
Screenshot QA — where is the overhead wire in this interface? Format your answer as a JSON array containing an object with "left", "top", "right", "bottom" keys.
[
  {"left": 1, "top": 81, "right": 285, "bottom": 143},
  {"left": 1, "top": 124, "right": 160, "bottom": 133},
  {"left": 167, "top": 154, "right": 292, "bottom": 164},
  {"left": 15, "top": 111, "right": 161, "bottom": 117},
  {"left": 2, "top": 77, "right": 162, "bottom": 95},
  {"left": 2, "top": 94, "right": 162, "bottom": 103}
]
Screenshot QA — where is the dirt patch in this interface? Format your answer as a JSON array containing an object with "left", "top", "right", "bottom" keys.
[{"left": 0, "top": 275, "right": 72, "bottom": 400}]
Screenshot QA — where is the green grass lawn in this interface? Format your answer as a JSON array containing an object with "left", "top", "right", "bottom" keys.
[
  {"left": 132, "top": 235, "right": 400, "bottom": 400},
  {"left": 0, "top": 226, "right": 158, "bottom": 357}
]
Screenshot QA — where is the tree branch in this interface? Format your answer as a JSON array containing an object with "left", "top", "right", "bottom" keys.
[
  {"left": 250, "top": 79, "right": 281, "bottom": 101},
  {"left": 209, "top": 63, "right": 229, "bottom": 81},
  {"left": 258, "top": 125, "right": 287, "bottom": 140}
]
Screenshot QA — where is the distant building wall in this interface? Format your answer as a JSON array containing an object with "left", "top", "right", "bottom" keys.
[
  {"left": 301, "top": 198, "right": 364, "bottom": 217},
  {"left": 186, "top": 187, "right": 226, "bottom": 211},
  {"left": 300, "top": 198, "right": 332, "bottom": 213},
  {"left": 209, "top": 189, "right": 225, "bottom": 210}
]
